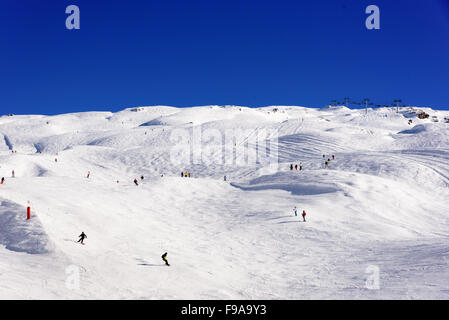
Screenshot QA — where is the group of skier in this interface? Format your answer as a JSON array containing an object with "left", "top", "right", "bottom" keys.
[
  {"left": 84, "top": 170, "right": 150, "bottom": 187},
  {"left": 134, "top": 175, "right": 145, "bottom": 186},
  {"left": 1, "top": 170, "right": 16, "bottom": 184},
  {"left": 293, "top": 206, "right": 307, "bottom": 222},
  {"left": 289, "top": 153, "right": 336, "bottom": 171},
  {"left": 76, "top": 232, "right": 170, "bottom": 266},
  {"left": 290, "top": 163, "right": 303, "bottom": 171},
  {"left": 323, "top": 154, "right": 335, "bottom": 168},
  {"left": 288, "top": 153, "right": 337, "bottom": 221},
  {"left": 181, "top": 171, "right": 191, "bottom": 178},
  {"left": 83, "top": 170, "right": 161, "bottom": 187}
]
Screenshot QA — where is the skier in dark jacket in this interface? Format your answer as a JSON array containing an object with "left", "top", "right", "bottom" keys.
[
  {"left": 1, "top": 177, "right": 4, "bottom": 184},
  {"left": 162, "top": 252, "right": 170, "bottom": 266},
  {"left": 78, "top": 232, "right": 87, "bottom": 244},
  {"left": 290, "top": 164, "right": 293, "bottom": 170},
  {"left": 134, "top": 178, "right": 139, "bottom": 186}
]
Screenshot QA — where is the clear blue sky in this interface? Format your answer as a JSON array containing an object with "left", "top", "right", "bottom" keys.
[{"left": 1, "top": 0, "right": 448, "bottom": 114}]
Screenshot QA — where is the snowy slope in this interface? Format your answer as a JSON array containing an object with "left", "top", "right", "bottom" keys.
[{"left": 0, "top": 105, "right": 448, "bottom": 299}]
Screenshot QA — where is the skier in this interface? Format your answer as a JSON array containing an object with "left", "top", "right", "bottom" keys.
[
  {"left": 302, "top": 210, "right": 306, "bottom": 222},
  {"left": 295, "top": 164, "right": 298, "bottom": 171},
  {"left": 87, "top": 171, "right": 90, "bottom": 179},
  {"left": 188, "top": 173, "right": 191, "bottom": 178},
  {"left": 185, "top": 172, "right": 188, "bottom": 177},
  {"left": 290, "top": 164, "right": 293, "bottom": 171},
  {"left": 12, "top": 170, "right": 15, "bottom": 178},
  {"left": 299, "top": 162, "right": 302, "bottom": 171},
  {"left": 325, "top": 161, "right": 328, "bottom": 168},
  {"left": 55, "top": 158, "right": 58, "bottom": 162},
  {"left": 134, "top": 178, "right": 139, "bottom": 186},
  {"left": 77, "top": 232, "right": 87, "bottom": 244},
  {"left": 181, "top": 172, "right": 184, "bottom": 177},
  {"left": 141, "top": 175, "right": 144, "bottom": 181},
  {"left": 293, "top": 206, "right": 298, "bottom": 217},
  {"left": 161, "top": 252, "right": 170, "bottom": 266},
  {"left": 224, "top": 175, "right": 227, "bottom": 181},
  {"left": 1, "top": 177, "right": 4, "bottom": 184},
  {"left": 332, "top": 155, "right": 335, "bottom": 160}
]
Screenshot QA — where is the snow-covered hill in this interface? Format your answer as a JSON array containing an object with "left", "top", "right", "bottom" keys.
[{"left": 0, "top": 105, "right": 448, "bottom": 299}]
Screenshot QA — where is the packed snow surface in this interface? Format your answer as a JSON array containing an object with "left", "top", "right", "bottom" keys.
[{"left": 0, "top": 105, "right": 448, "bottom": 299}]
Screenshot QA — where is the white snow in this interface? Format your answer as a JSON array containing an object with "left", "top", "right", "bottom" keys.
[{"left": 0, "top": 105, "right": 448, "bottom": 299}]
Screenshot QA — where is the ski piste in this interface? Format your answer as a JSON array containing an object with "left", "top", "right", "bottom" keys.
[{"left": 1, "top": 105, "right": 448, "bottom": 299}]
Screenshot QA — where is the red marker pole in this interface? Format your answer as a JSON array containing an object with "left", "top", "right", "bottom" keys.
[{"left": 27, "top": 206, "right": 31, "bottom": 220}]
